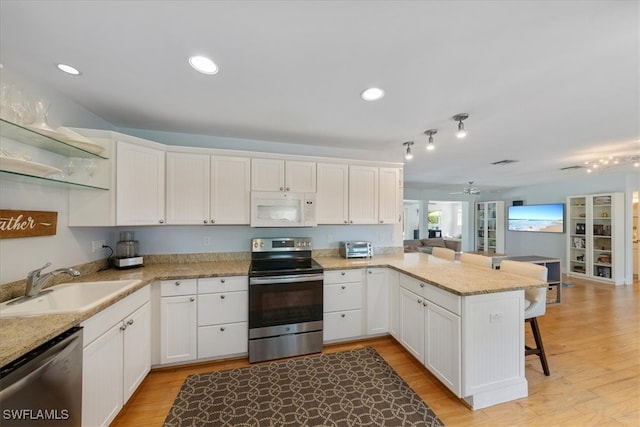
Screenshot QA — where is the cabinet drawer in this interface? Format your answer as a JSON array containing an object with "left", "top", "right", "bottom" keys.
[
  {"left": 324, "top": 269, "right": 363, "bottom": 284},
  {"left": 324, "top": 282, "right": 362, "bottom": 312},
  {"left": 160, "top": 279, "right": 197, "bottom": 296},
  {"left": 198, "top": 276, "right": 247, "bottom": 294},
  {"left": 399, "top": 274, "right": 425, "bottom": 295},
  {"left": 198, "top": 322, "right": 248, "bottom": 359},
  {"left": 324, "top": 310, "right": 362, "bottom": 342},
  {"left": 198, "top": 291, "right": 248, "bottom": 326},
  {"left": 423, "top": 284, "right": 461, "bottom": 316},
  {"left": 400, "top": 274, "right": 460, "bottom": 315}
]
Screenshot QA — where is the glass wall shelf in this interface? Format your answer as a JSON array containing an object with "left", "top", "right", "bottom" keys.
[
  {"left": 0, "top": 169, "right": 109, "bottom": 190},
  {"left": 0, "top": 119, "right": 108, "bottom": 159}
]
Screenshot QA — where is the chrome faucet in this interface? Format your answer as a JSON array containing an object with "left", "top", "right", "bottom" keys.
[{"left": 25, "top": 262, "right": 81, "bottom": 297}]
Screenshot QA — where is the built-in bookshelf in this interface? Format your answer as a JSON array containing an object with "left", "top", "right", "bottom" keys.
[{"left": 567, "top": 193, "right": 624, "bottom": 285}]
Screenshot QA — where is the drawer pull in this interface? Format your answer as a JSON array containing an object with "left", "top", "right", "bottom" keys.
[
  {"left": 220, "top": 327, "right": 225, "bottom": 332},
  {"left": 175, "top": 281, "right": 180, "bottom": 286},
  {"left": 126, "top": 319, "right": 134, "bottom": 326},
  {"left": 120, "top": 325, "right": 127, "bottom": 331},
  {"left": 189, "top": 297, "right": 195, "bottom": 302},
  {"left": 220, "top": 295, "right": 225, "bottom": 299},
  {"left": 417, "top": 299, "right": 422, "bottom": 304},
  {"left": 341, "top": 313, "right": 346, "bottom": 318},
  {"left": 341, "top": 272, "right": 346, "bottom": 276},
  {"left": 419, "top": 283, "right": 425, "bottom": 288},
  {"left": 341, "top": 285, "right": 346, "bottom": 290},
  {"left": 221, "top": 279, "right": 226, "bottom": 283}
]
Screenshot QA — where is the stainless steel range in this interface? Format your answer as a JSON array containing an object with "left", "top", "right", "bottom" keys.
[{"left": 248, "top": 237, "right": 324, "bottom": 363}]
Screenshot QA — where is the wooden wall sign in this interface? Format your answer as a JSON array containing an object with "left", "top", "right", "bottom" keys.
[{"left": 0, "top": 210, "right": 58, "bottom": 239}]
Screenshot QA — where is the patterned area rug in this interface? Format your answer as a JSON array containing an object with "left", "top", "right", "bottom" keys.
[{"left": 164, "top": 347, "right": 444, "bottom": 426}]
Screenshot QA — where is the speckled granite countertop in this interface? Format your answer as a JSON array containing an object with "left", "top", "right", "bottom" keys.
[{"left": 0, "top": 253, "right": 544, "bottom": 367}]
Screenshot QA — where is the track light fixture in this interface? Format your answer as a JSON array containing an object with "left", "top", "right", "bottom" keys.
[
  {"left": 424, "top": 129, "right": 437, "bottom": 151},
  {"left": 453, "top": 113, "right": 469, "bottom": 139},
  {"left": 403, "top": 141, "right": 414, "bottom": 160}
]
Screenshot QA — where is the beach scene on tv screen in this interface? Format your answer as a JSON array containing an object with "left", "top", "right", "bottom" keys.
[{"left": 508, "top": 204, "right": 564, "bottom": 233}]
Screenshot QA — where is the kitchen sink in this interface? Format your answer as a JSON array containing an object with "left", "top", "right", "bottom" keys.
[{"left": 0, "top": 279, "right": 142, "bottom": 318}]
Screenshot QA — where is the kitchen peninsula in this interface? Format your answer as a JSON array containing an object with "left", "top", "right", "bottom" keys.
[{"left": 0, "top": 252, "right": 544, "bottom": 411}]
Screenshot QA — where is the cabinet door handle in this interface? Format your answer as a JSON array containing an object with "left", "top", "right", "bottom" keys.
[
  {"left": 127, "top": 319, "right": 134, "bottom": 326},
  {"left": 189, "top": 297, "right": 195, "bottom": 302},
  {"left": 220, "top": 327, "right": 225, "bottom": 332},
  {"left": 280, "top": 186, "right": 284, "bottom": 191},
  {"left": 159, "top": 219, "right": 164, "bottom": 224},
  {"left": 344, "top": 220, "right": 348, "bottom": 224},
  {"left": 341, "top": 313, "right": 346, "bottom": 318},
  {"left": 120, "top": 325, "right": 127, "bottom": 331},
  {"left": 175, "top": 281, "right": 181, "bottom": 286},
  {"left": 419, "top": 283, "right": 425, "bottom": 288},
  {"left": 220, "top": 279, "right": 226, "bottom": 283},
  {"left": 349, "top": 220, "right": 353, "bottom": 224},
  {"left": 341, "top": 271, "right": 345, "bottom": 276},
  {"left": 286, "top": 187, "right": 290, "bottom": 191},
  {"left": 417, "top": 299, "right": 422, "bottom": 304},
  {"left": 220, "top": 295, "right": 225, "bottom": 299},
  {"left": 341, "top": 285, "right": 346, "bottom": 290},
  {"left": 423, "top": 301, "right": 427, "bottom": 307},
  {"left": 211, "top": 219, "right": 215, "bottom": 224},
  {"left": 379, "top": 220, "right": 384, "bottom": 224},
  {"left": 203, "top": 220, "right": 208, "bottom": 224}
]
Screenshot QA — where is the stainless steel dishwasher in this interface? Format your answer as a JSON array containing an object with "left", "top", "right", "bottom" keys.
[{"left": 1, "top": 326, "right": 83, "bottom": 426}]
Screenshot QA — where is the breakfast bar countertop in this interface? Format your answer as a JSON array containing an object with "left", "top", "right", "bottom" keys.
[
  {"left": 0, "top": 253, "right": 544, "bottom": 367},
  {"left": 317, "top": 252, "right": 546, "bottom": 296}
]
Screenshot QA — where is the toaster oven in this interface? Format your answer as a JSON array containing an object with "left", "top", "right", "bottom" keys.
[{"left": 339, "top": 241, "right": 373, "bottom": 259}]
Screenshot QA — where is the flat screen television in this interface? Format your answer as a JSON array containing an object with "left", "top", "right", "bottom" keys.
[{"left": 507, "top": 203, "right": 565, "bottom": 233}]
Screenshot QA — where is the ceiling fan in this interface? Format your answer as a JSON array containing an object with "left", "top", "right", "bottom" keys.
[{"left": 450, "top": 181, "right": 481, "bottom": 195}]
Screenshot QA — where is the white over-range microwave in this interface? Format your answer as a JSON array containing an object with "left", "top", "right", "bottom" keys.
[{"left": 250, "top": 191, "right": 317, "bottom": 227}]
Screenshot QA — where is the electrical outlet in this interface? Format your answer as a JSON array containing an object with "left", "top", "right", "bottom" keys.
[
  {"left": 203, "top": 236, "right": 210, "bottom": 246},
  {"left": 92, "top": 240, "right": 105, "bottom": 253}
]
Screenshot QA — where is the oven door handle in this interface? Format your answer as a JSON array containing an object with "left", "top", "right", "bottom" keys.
[{"left": 250, "top": 273, "right": 324, "bottom": 285}]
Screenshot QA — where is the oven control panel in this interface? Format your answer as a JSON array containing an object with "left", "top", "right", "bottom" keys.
[{"left": 252, "top": 237, "right": 312, "bottom": 252}]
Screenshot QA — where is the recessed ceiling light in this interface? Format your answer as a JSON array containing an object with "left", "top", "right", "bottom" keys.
[
  {"left": 57, "top": 63, "right": 81, "bottom": 75},
  {"left": 188, "top": 55, "right": 219, "bottom": 75},
  {"left": 361, "top": 87, "right": 385, "bottom": 101}
]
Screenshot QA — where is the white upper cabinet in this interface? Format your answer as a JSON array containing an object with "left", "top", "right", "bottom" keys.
[
  {"left": 316, "top": 163, "right": 349, "bottom": 224},
  {"left": 166, "top": 152, "right": 210, "bottom": 225},
  {"left": 210, "top": 156, "right": 251, "bottom": 224},
  {"left": 378, "top": 167, "right": 401, "bottom": 224},
  {"left": 166, "top": 153, "right": 251, "bottom": 225},
  {"left": 251, "top": 158, "right": 316, "bottom": 192},
  {"left": 116, "top": 140, "right": 166, "bottom": 226},
  {"left": 348, "top": 165, "right": 379, "bottom": 224}
]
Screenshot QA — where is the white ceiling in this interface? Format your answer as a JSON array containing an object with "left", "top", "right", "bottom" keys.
[{"left": 1, "top": 1, "right": 638, "bottom": 191}]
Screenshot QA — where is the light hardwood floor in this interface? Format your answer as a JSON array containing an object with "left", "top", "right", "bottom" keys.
[{"left": 113, "top": 276, "right": 639, "bottom": 426}]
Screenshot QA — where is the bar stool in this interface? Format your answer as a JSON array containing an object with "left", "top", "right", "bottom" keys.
[
  {"left": 459, "top": 252, "right": 492, "bottom": 269},
  {"left": 500, "top": 260, "right": 550, "bottom": 376},
  {"left": 431, "top": 247, "right": 456, "bottom": 261}
]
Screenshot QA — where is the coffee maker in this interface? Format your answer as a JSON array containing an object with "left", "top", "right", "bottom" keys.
[{"left": 113, "top": 231, "right": 143, "bottom": 269}]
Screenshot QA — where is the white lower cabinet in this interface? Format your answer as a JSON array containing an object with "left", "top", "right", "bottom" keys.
[
  {"left": 159, "top": 279, "right": 198, "bottom": 364},
  {"left": 366, "top": 268, "right": 389, "bottom": 335},
  {"left": 81, "top": 286, "right": 150, "bottom": 427},
  {"left": 388, "top": 270, "right": 400, "bottom": 339},
  {"left": 323, "top": 269, "right": 364, "bottom": 342},
  {"left": 398, "top": 274, "right": 461, "bottom": 397},
  {"left": 399, "top": 286, "right": 425, "bottom": 362},
  {"left": 197, "top": 276, "right": 248, "bottom": 359},
  {"left": 424, "top": 301, "right": 461, "bottom": 396}
]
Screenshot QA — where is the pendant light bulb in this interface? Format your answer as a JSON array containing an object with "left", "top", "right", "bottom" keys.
[
  {"left": 424, "top": 129, "right": 437, "bottom": 151},
  {"left": 456, "top": 122, "right": 468, "bottom": 139},
  {"left": 453, "top": 113, "right": 469, "bottom": 139},
  {"left": 403, "top": 141, "right": 414, "bottom": 160}
]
